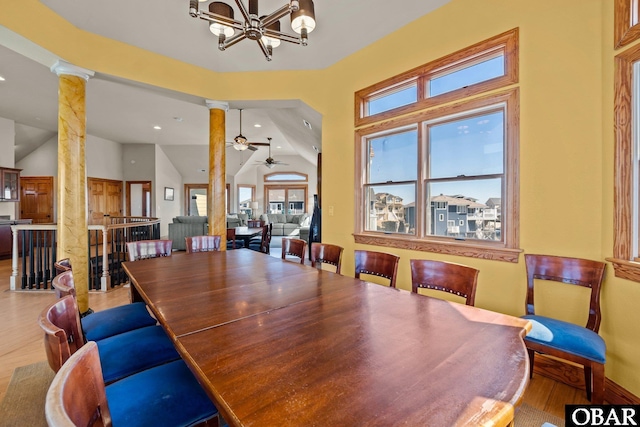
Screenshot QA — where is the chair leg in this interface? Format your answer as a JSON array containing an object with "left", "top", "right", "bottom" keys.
[
  {"left": 527, "top": 348, "right": 535, "bottom": 379},
  {"left": 584, "top": 365, "right": 592, "bottom": 401},
  {"left": 590, "top": 362, "right": 605, "bottom": 404}
]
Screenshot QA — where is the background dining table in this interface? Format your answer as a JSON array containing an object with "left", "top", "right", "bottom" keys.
[{"left": 123, "top": 250, "right": 531, "bottom": 427}]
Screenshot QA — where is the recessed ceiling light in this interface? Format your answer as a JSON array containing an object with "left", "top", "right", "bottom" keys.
[
  {"left": 254, "top": 123, "right": 262, "bottom": 128},
  {"left": 303, "top": 119, "right": 312, "bottom": 130},
  {"left": 276, "top": 146, "right": 282, "bottom": 149},
  {"left": 0, "top": 76, "right": 5, "bottom": 82},
  {"left": 153, "top": 125, "right": 162, "bottom": 130}
]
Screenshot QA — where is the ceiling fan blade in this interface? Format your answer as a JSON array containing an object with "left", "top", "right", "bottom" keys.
[
  {"left": 247, "top": 142, "right": 270, "bottom": 146},
  {"left": 247, "top": 144, "right": 258, "bottom": 151}
]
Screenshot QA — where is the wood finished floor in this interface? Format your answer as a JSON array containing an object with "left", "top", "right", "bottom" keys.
[{"left": 0, "top": 256, "right": 588, "bottom": 420}]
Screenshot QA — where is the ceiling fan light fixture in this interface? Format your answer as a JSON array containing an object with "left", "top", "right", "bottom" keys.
[{"left": 208, "top": 2, "right": 235, "bottom": 37}]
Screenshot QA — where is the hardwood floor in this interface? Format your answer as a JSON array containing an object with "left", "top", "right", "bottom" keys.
[{"left": 0, "top": 256, "right": 587, "bottom": 420}]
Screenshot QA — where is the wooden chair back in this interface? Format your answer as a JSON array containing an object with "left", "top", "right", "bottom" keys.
[
  {"left": 310, "top": 243, "right": 344, "bottom": 274},
  {"left": 259, "top": 224, "right": 273, "bottom": 254},
  {"left": 226, "top": 228, "right": 241, "bottom": 249},
  {"left": 126, "top": 239, "right": 172, "bottom": 261},
  {"left": 410, "top": 259, "right": 479, "bottom": 306},
  {"left": 54, "top": 258, "right": 72, "bottom": 276},
  {"left": 45, "top": 341, "right": 113, "bottom": 427},
  {"left": 38, "top": 295, "right": 85, "bottom": 373},
  {"left": 281, "top": 238, "right": 307, "bottom": 264},
  {"left": 185, "top": 235, "right": 221, "bottom": 253},
  {"left": 354, "top": 250, "right": 400, "bottom": 288},
  {"left": 52, "top": 270, "right": 76, "bottom": 299},
  {"left": 525, "top": 254, "right": 606, "bottom": 332}
]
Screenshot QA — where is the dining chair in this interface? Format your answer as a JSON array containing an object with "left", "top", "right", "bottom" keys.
[
  {"left": 409, "top": 259, "right": 479, "bottom": 306},
  {"left": 522, "top": 254, "right": 607, "bottom": 404},
  {"left": 354, "top": 250, "right": 400, "bottom": 288},
  {"left": 53, "top": 258, "right": 72, "bottom": 277},
  {"left": 310, "top": 242, "right": 344, "bottom": 274},
  {"left": 226, "top": 228, "right": 244, "bottom": 250},
  {"left": 281, "top": 238, "right": 307, "bottom": 264},
  {"left": 45, "top": 341, "right": 219, "bottom": 427},
  {"left": 38, "top": 295, "right": 180, "bottom": 384},
  {"left": 52, "top": 270, "right": 157, "bottom": 341},
  {"left": 126, "top": 239, "right": 173, "bottom": 261},
  {"left": 185, "top": 235, "right": 221, "bottom": 253},
  {"left": 249, "top": 224, "right": 272, "bottom": 254}
]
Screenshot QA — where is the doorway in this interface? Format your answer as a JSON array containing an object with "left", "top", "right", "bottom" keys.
[{"left": 126, "top": 181, "right": 152, "bottom": 217}]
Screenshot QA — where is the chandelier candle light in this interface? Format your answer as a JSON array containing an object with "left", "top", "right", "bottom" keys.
[{"left": 189, "top": 0, "right": 316, "bottom": 61}]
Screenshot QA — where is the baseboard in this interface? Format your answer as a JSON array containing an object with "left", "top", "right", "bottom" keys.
[{"left": 534, "top": 354, "right": 640, "bottom": 404}]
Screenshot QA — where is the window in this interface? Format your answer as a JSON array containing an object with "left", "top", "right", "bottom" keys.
[
  {"left": 264, "top": 172, "right": 308, "bottom": 182},
  {"left": 264, "top": 185, "right": 307, "bottom": 214},
  {"left": 610, "top": 42, "right": 640, "bottom": 282},
  {"left": 615, "top": 0, "right": 640, "bottom": 49},
  {"left": 354, "top": 30, "right": 520, "bottom": 263},
  {"left": 237, "top": 185, "right": 255, "bottom": 215},
  {"left": 355, "top": 28, "right": 518, "bottom": 127}
]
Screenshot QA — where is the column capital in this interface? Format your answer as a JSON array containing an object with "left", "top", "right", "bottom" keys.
[
  {"left": 50, "top": 60, "right": 95, "bottom": 81},
  {"left": 205, "top": 100, "right": 229, "bottom": 111}
]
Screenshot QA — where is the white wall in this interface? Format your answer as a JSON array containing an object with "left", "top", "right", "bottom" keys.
[
  {"left": 0, "top": 117, "right": 17, "bottom": 218},
  {"left": 87, "top": 135, "right": 123, "bottom": 180},
  {"left": 155, "top": 145, "right": 182, "bottom": 237}
]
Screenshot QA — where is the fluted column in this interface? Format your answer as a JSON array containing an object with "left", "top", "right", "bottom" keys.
[
  {"left": 205, "top": 100, "right": 228, "bottom": 250},
  {"left": 51, "top": 61, "right": 94, "bottom": 314}
]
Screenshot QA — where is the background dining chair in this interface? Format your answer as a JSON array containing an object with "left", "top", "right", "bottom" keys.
[
  {"left": 53, "top": 258, "right": 72, "bottom": 277},
  {"left": 45, "top": 341, "right": 219, "bottom": 427},
  {"left": 409, "top": 259, "right": 479, "bottom": 306},
  {"left": 52, "top": 270, "right": 157, "bottom": 342},
  {"left": 310, "top": 242, "right": 344, "bottom": 274},
  {"left": 126, "top": 239, "right": 173, "bottom": 261},
  {"left": 249, "top": 224, "right": 272, "bottom": 254},
  {"left": 522, "top": 254, "right": 607, "bottom": 404},
  {"left": 226, "top": 228, "right": 244, "bottom": 250},
  {"left": 39, "top": 295, "right": 180, "bottom": 384},
  {"left": 354, "top": 250, "right": 400, "bottom": 288},
  {"left": 281, "top": 238, "right": 307, "bottom": 264},
  {"left": 186, "top": 235, "right": 221, "bottom": 253}
]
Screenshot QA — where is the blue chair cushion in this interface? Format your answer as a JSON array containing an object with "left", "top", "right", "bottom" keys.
[
  {"left": 522, "top": 315, "right": 606, "bottom": 364},
  {"left": 106, "top": 359, "right": 218, "bottom": 427},
  {"left": 96, "top": 325, "right": 180, "bottom": 383},
  {"left": 83, "top": 302, "right": 157, "bottom": 341}
]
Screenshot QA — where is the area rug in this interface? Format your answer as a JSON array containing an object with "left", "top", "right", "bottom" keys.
[
  {"left": 0, "top": 361, "right": 53, "bottom": 427},
  {"left": 514, "top": 402, "right": 565, "bottom": 427}
]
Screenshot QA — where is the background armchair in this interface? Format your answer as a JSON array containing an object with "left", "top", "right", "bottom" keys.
[{"left": 168, "top": 216, "right": 207, "bottom": 251}]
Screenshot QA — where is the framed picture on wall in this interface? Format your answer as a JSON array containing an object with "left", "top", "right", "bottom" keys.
[{"left": 164, "top": 187, "right": 174, "bottom": 201}]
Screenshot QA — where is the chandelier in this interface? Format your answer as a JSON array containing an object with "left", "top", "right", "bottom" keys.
[{"left": 189, "top": 0, "right": 316, "bottom": 61}]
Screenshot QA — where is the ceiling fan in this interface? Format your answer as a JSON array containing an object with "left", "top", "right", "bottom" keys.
[
  {"left": 257, "top": 137, "right": 288, "bottom": 168},
  {"left": 226, "top": 109, "right": 270, "bottom": 151}
]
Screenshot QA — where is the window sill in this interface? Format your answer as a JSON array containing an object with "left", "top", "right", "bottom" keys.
[
  {"left": 605, "top": 257, "right": 640, "bottom": 283},
  {"left": 353, "top": 233, "right": 522, "bottom": 263}
]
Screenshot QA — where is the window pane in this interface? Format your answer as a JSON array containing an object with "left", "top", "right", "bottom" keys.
[
  {"left": 429, "top": 55, "right": 505, "bottom": 97},
  {"left": 287, "top": 189, "right": 305, "bottom": 214},
  {"left": 268, "top": 189, "right": 285, "bottom": 214},
  {"left": 368, "top": 130, "right": 418, "bottom": 183},
  {"left": 429, "top": 111, "right": 504, "bottom": 179},
  {"left": 364, "top": 184, "right": 415, "bottom": 234},
  {"left": 427, "top": 178, "right": 502, "bottom": 241},
  {"left": 265, "top": 173, "right": 307, "bottom": 181},
  {"left": 367, "top": 85, "right": 417, "bottom": 116},
  {"left": 189, "top": 189, "right": 207, "bottom": 216}
]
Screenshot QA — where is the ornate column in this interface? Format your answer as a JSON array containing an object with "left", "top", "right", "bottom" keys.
[
  {"left": 51, "top": 60, "right": 94, "bottom": 314},
  {"left": 205, "top": 100, "right": 228, "bottom": 250}
]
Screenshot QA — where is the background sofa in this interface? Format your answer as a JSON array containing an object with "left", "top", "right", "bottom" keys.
[
  {"left": 168, "top": 216, "right": 208, "bottom": 251},
  {"left": 226, "top": 213, "right": 249, "bottom": 228},
  {"left": 260, "top": 213, "right": 310, "bottom": 236}
]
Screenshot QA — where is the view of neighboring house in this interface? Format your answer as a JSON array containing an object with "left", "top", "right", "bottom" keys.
[{"left": 369, "top": 192, "right": 501, "bottom": 240}]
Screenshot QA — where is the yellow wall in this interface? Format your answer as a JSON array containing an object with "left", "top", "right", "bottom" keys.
[{"left": 3, "top": 0, "right": 640, "bottom": 396}]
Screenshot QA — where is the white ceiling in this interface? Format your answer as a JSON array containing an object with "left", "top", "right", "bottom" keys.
[{"left": 0, "top": 0, "right": 448, "bottom": 175}]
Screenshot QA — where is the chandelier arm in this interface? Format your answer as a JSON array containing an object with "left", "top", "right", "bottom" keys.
[
  {"left": 261, "top": 4, "right": 295, "bottom": 28},
  {"left": 197, "top": 11, "right": 244, "bottom": 30},
  {"left": 222, "top": 32, "right": 249, "bottom": 49},
  {"left": 256, "top": 39, "right": 272, "bottom": 61},
  {"left": 263, "top": 30, "right": 302, "bottom": 45},
  {"left": 233, "top": 0, "right": 252, "bottom": 24}
]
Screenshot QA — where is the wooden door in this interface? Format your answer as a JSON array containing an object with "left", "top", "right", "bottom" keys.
[
  {"left": 20, "top": 177, "right": 54, "bottom": 223},
  {"left": 88, "top": 178, "right": 123, "bottom": 244}
]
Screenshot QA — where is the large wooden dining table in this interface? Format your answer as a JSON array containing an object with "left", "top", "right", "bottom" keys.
[{"left": 123, "top": 249, "right": 531, "bottom": 427}]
